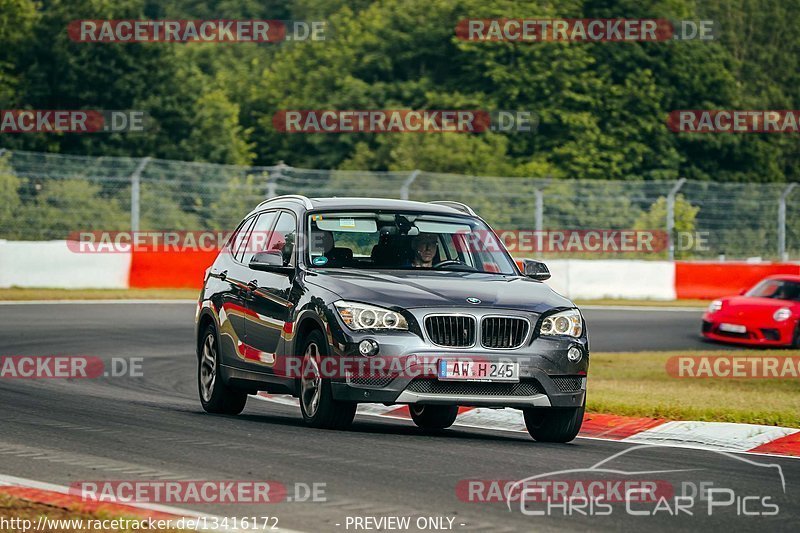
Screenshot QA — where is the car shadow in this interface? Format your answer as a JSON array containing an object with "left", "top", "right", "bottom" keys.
[{"left": 232, "top": 410, "right": 540, "bottom": 444}]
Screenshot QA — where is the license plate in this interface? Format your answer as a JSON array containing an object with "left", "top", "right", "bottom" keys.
[
  {"left": 438, "top": 360, "right": 519, "bottom": 382},
  {"left": 719, "top": 323, "right": 747, "bottom": 333}
]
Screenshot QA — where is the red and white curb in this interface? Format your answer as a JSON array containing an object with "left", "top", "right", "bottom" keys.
[
  {"left": 0, "top": 473, "right": 303, "bottom": 532},
  {"left": 254, "top": 393, "right": 800, "bottom": 458}
]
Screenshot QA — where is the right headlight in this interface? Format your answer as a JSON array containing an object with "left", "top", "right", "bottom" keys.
[
  {"left": 334, "top": 301, "right": 408, "bottom": 331},
  {"left": 708, "top": 299, "right": 723, "bottom": 313},
  {"left": 539, "top": 309, "right": 583, "bottom": 338},
  {"left": 773, "top": 307, "right": 792, "bottom": 322}
]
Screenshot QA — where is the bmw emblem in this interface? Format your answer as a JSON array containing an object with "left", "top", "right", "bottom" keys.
[{"left": 466, "top": 297, "right": 481, "bottom": 304}]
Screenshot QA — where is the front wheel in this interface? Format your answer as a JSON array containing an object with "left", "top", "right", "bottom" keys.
[
  {"left": 523, "top": 405, "right": 584, "bottom": 443},
  {"left": 409, "top": 405, "right": 459, "bottom": 431},
  {"left": 198, "top": 325, "right": 247, "bottom": 415},
  {"left": 298, "top": 330, "right": 357, "bottom": 429}
]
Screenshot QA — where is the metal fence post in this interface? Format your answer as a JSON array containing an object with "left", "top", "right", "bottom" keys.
[
  {"left": 778, "top": 183, "right": 797, "bottom": 261},
  {"left": 534, "top": 188, "right": 544, "bottom": 258},
  {"left": 666, "top": 178, "right": 686, "bottom": 261},
  {"left": 130, "top": 157, "right": 150, "bottom": 232},
  {"left": 267, "top": 161, "right": 288, "bottom": 198},
  {"left": 400, "top": 169, "right": 420, "bottom": 200}
]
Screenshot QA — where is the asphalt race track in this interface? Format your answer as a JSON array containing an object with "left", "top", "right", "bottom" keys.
[{"left": 0, "top": 302, "right": 795, "bottom": 532}]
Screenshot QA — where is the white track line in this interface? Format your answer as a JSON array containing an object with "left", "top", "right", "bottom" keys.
[{"left": 251, "top": 394, "right": 800, "bottom": 460}]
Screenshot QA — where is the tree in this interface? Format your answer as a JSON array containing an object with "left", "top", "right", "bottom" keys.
[
  {"left": 16, "top": 179, "right": 128, "bottom": 239},
  {"left": 0, "top": 0, "right": 38, "bottom": 106},
  {"left": 634, "top": 194, "right": 700, "bottom": 259},
  {"left": 0, "top": 151, "right": 21, "bottom": 236}
]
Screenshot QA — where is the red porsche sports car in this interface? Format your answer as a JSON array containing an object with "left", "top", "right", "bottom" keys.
[{"left": 702, "top": 275, "right": 800, "bottom": 347}]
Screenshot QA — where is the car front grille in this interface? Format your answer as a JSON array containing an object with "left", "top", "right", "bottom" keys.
[
  {"left": 551, "top": 376, "right": 583, "bottom": 392},
  {"left": 481, "top": 317, "right": 529, "bottom": 349},
  {"left": 405, "top": 379, "right": 543, "bottom": 396},
  {"left": 425, "top": 315, "right": 476, "bottom": 347}
]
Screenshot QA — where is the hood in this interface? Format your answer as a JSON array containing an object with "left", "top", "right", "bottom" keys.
[
  {"left": 716, "top": 296, "right": 800, "bottom": 319},
  {"left": 305, "top": 269, "right": 573, "bottom": 312}
]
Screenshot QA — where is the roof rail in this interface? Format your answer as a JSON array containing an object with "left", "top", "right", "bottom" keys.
[
  {"left": 256, "top": 194, "right": 314, "bottom": 210},
  {"left": 428, "top": 200, "right": 477, "bottom": 216}
]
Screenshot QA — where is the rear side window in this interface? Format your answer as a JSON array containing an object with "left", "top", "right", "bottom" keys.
[
  {"left": 240, "top": 211, "right": 278, "bottom": 265},
  {"left": 229, "top": 216, "right": 256, "bottom": 263}
]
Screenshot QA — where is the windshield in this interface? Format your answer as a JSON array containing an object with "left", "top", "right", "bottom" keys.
[
  {"left": 306, "top": 211, "right": 518, "bottom": 274},
  {"left": 745, "top": 279, "right": 800, "bottom": 301}
]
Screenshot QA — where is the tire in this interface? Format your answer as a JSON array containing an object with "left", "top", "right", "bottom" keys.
[
  {"left": 198, "top": 324, "right": 248, "bottom": 415},
  {"left": 298, "top": 330, "right": 357, "bottom": 429},
  {"left": 409, "top": 405, "right": 459, "bottom": 431},
  {"left": 523, "top": 405, "right": 584, "bottom": 443},
  {"left": 792, "top": 323, "right": 800, "bottom": 348}
]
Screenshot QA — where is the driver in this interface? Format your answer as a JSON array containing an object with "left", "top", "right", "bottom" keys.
[{"left": 411, "top": 233, "right": 438, "bottom": 268}]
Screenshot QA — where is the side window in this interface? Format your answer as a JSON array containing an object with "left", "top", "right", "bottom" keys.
[
  {"left": 268, "top": 212, "right": 298, "bottom": 267},
  {"left": 241, "top": 211, "right": 278, "bottom": 265},
  {"left": 230, "top": 216, "right": 256, "bottom": 263}
]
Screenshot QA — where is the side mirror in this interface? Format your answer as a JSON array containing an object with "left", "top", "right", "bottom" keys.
[
  {"left": 522, "top": 259, "right": 551, "bottom": 281},
  {"left": 249, "top": 250, "right": 293, "bottom": 275}
]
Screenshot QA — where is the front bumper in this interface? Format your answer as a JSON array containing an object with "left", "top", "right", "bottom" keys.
[
  {"left": 701, "top": 314, "right": 796, "bottom": 346},
  {"left": 326, "top": 308, "right": 589, "bottom": 409},
  {"left": 331, "top": 367, "right": 586, "bottom": 409}
]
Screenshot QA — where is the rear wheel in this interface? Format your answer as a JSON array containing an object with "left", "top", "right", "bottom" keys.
[
  {"left": 299, "top": 330, "right": 357, "bottom": 429},
  {"left": 198, "top": 325, "right": 247, "bottom": 415},
  {"left": 792, "top": 322, "right": 800, "bottom": 348},
  {"left": 523, "top": 405, "right": 584, "bottom": 443},
  {"left": 409, "top": 405, "right": 459, "bottom": 431}
]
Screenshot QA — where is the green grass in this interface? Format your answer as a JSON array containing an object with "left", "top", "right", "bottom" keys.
[
  {"left": 0, "top": 493, "right": 188, "bottom": 532},
  {"left": 0, "top": 288, "right": 198, "bottom": 300},
  {"left": 588, "top": 350, "right": 800, "bottom": 428}
]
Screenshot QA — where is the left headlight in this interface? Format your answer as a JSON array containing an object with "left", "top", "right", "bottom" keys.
[
  {"left": 539, "top": 309, "right": 583, "bottom": 338},
  {"left": 334, "top": 301, "right": 408, "bottom": 331}
]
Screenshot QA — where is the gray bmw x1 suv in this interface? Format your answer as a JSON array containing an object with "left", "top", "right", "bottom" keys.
[{"left": 195, "top": 195, "right": 588, "bottom": 442}]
